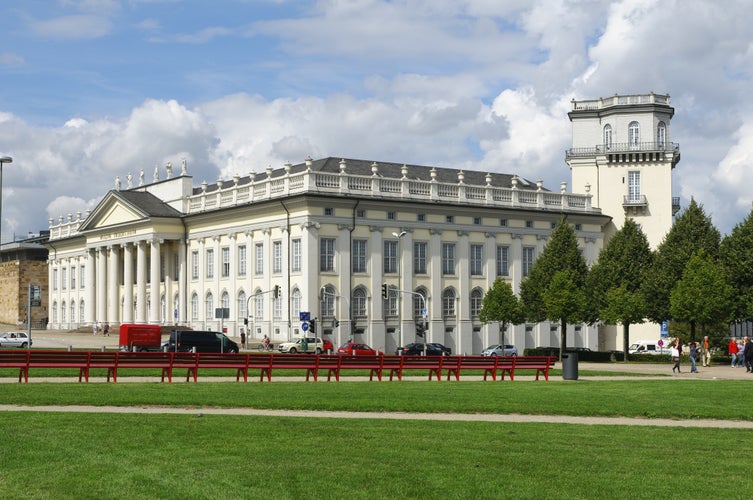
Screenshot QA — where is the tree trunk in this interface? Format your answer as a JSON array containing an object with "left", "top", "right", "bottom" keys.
[
  {"left": 560, "top": 318, "right": 567, "bottom": 362},
  {"left": 623, "top": 322, "right": 631, "bottom": 362}
]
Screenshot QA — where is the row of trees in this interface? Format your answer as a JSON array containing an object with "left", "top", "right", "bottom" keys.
[{"left": 479, "top": 199, "right": 753, "bottom": 359}]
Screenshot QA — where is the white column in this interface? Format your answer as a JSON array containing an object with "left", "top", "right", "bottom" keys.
[
  {"left": 107, "top": 245, "right": 120, "bottom": 324},
  {"left": 96, "top": 247, "right": 107, "bottom": 324},
  {"left": 457, "top": 231, "right": 471, "bottom": 354},
  {"left": 178, "top": 238, "right": 187, "bottom": 324},
  {"left": 368, "top": 226, "right": 384, "bottom": 348},
  {"left": 149, "top": 239, "right": 161, "bottom": 324},
  {"left": 164, "top": 241, "right": 173, "bottom": 324},
  {"left": 336, "top": 224, "right": 350, "bottom": 347},
  {"left": 123, "top": 243, "right": 134, "bottom": 323},
  {"left": 399, "top": 230, "right": 413, "bottom": 342},
  {"left": 136, "top": 241, "right": 147, "bottom": 323},
  {"left": 429, "top": 229, "right": 442, "bottom": 343},
  {"left": 85, "top": 249, "right": 95, "bottom": 324}
]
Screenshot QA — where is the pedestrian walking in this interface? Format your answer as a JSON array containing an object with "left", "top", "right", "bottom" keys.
[
  {"left": 689, "top": 342, "right": 698, "bottom": 373},
  {"left": 701, "top": 336, "right": 711, "bottom": 367},
  {"left": 240, "top": 330, "right": 246, "bottom": 350},
  {"left": 729, "top": 338, "right": 740, "bottom": 367},
  {"left": 92, "top": 322, "right": 98, "bottom": 336},
  {"left": 103, "top": 322, "right": 110, "bottom": 337},
  {"left": 670, "top": 338, "right": 682, "bottom": 374}
]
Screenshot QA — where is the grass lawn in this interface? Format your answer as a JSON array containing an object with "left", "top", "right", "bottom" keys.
[{"left": 1, "top": 379, "right": 750, "bottom": 498}]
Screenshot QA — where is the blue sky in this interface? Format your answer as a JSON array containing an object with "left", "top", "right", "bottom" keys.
[{"left": 2, "top": 0, "right": 753, "bottom": 240}]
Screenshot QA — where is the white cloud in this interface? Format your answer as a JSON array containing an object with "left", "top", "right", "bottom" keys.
[{"left": 29, "top": 15, "right": 112, "bottom": 39}]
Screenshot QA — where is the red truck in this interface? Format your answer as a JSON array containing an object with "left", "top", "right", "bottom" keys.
[{"left": 119, "top": 324, "right": 164, "bottom": 352}]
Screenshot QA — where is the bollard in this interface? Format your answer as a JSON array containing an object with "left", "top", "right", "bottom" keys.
[
  {"left": 67, "top": 345, "right": 73, "bottom": 352},
  {"left": 101, "top": 346, "right": 106, "bottom": 352}
]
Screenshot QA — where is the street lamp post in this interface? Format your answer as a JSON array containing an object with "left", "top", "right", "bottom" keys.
[
  {"left": 0, "top": 156, "right": 13, "bottom": 248},
  {"left": 392, "top": 231, "right": 406, "bottom": 349}
]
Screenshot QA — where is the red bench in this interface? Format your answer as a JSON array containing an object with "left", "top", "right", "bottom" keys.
[
  {"left": 188, "top": 353, "right": 250, "bottom": 382},
  {"left": 508, "top": 356, "right": 555, "bottom": 381},
  {"left": 268, "top": 354, "right": 320, "bottom": 381},
  {"left": 446, "top": 355, "right": 497, "bottom": 381},
  {"left": 328, "top": 354, "right": 384, "bottom": 381},
  {"left": 108, "top": 351, "right": 178, "bottom": 382},
  {"left": 0, "top": 350, "right": 31, "bottom": 383},
  {"left": 393, "top": 355, "right": 445, "bottom": 381},
  {"left": 27, "top": 350, "right": 92, "bottom": 383},
  {"left": 248, "top": 353, "right": 274, "bottom": 382}
]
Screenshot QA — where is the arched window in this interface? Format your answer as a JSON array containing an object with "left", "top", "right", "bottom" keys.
[
  {"left": 628, "top": 121, "right": 640, "bottom": 149},
  {"left": 255, "top": 289, "right": 264, "bottom": 321},
  {"left": 322, "top": 284, "right": 336, "bottom": 317},
  {"left": 291, "top": 289, "right": 301, "bottom": 320},
  {"left": 221, "top": 291, "right": 230, "bottom": 309},
  {"left": 79, "top": 301, "right": 85, "bottom": 324},
  {"left": 413, "top": 287, "right": 428, "bottom": 320},
  {"left": 205, "top": 292, "right": 214, "bottom": 321},
  {"left": 603, "top": 124, "right": 612, "bottom": 149},
  {"left": 52, "top": 301, "right": 58, "bottom": 323},
  {"left": 657, "top": 121, "right": 666, "bottom": 148},
  {"left": 61, "top": 301, "right": 67, "bottom": 323},
  {"left": 352, "top": 287, "right": 367, "bottom": 318},
  {"left": 442, "top": 288, "right": 456, "bottom": 318},
  {"left": 471, "top": 289, "right": 483, "bottom": 319},
  {"left": 237, "top": 290, "right": 247, "bottom": 322},
  {"left": 191, "top": 293, "right": 199, "bottom": 320},
  {"left": 70, "top": 301, "right": 76, "bottom": 324}
]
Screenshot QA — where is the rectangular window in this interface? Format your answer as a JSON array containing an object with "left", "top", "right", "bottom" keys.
[
  {"left": 526, "top": 220, "right": 534, "bottom": 228},
  {"left": 255, "top": 243, "right": 264, "bottom": 275},
  {"left": 500, "top": 219, "right": 508, "bottom": 227},
  {"left": 417, "top": 213, "right": 426, "bottom": 222},
  {"left": 62, "top": 268, "right": 67, "bottom": 290},
  {"left": 496, "top": 245, "right": 510, "bottom": 276},
  {"left": 413, "top": 241, "right": 427, "bottom": 274},
  {"left": 384, "top": 240, "right": 398, "bottom": 273},
  {"left": 446, "top": 215, "right": 454, "bottom": 224},
  {"left": 273, "top": 241, "right": 282, "bottom": 273},
  {"left": 628, "top": 171, "right": 641, "bottom": 203},
  {"left": 80, "top": 265, "right": 85, "bottom": 289},
  {"left": 387, "top": 211, "right": 396, "bottom": 220},
  {"left": 473, "top": 217, "right": 481, "bottom": 225},
  {"left": 523, "top": 246, "right": 535, "bottom": 277},
  {"left": 173, "top": 254, "right": 179, "bottom": 281},
  {"left": 352, "top": 239, "right": 368, "bottom": 273},
  {"left": 221, "top": 247, "right": 230, "bottom": 277},
  {"left": 191, "top": 251, "right": 199, "bottom": 280},
  {"left": 160, "top": 254, "right": 166, "bottom": 281},
  {"left": 205, "top": 249, "right": 214, "bottom": 278},
  {"left": 71, "top": 266, "right": 76, "bottom": 289},
  {"left": 442, "top": 243, "right": 456, "bottom": 275},
  {"left": 53, "top": 268, "right": 58, "bottom": 291},
  {"left": 291, "top": 239, "right": 301, "bottom": 272},
  {"left": 470, "top": 244, "right": 484, "bottom": 276},
  {"left": 356, "top": 209, "right": 366, "bottom": 218},
  {"left": 320, "top": 238, "right": 336, "bottom": 272},
  {"left": 324, "top": 207, "right": 334, "bottom": 216},
  {"left": 237, "top": 245, "right": 247, "bottom": 276}
]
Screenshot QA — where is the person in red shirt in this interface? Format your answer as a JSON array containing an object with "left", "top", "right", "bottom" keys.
[{"left": 729, "top": 338, "right": 740, "bottom": 367}]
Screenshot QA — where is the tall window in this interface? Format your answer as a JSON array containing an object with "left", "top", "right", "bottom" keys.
[
  {"left": 352, "top": 239, "right": 368, "bottom": 273},
  {"left": 238, "top": 245, "right": 247, "bottom": 276},
  {"left": 273, "top": 296, "right": 282, "bottom": 320},
  {"left": 255, "top": 291, "right": 264, "bottom": 320},
  {"left": 53, "top": 269, "right": 58, "bottom": 291},
  {"left": 237, "top": 291, "right": 247, "bottom": 321},
  {"left": 205, "top": 249, "right": 214, "bottom": 279},
  {"left": 221, "top": 291, "right": 230, "bottom": 310},
  {"left": 353, "top": 288, "right": 367, "bottom": 318},
  {"left": 221, "top": 247, "right": 230, "bottom": 277},
  {"left": 321, "top": 285, "right": 336, "bottom": 317},
  {"left": 71, "top": 266, "right": 76, "bottom": 289},
  {"left": 628, "top": 171, "right": 641, "bottom": 203},
  {"left": 384, "top": 240, "right": 398, "bottom": 273},
  {"left": 80, "top": 265, "right": 85, "bottom": 289},
  {"left": 173, "top": 254, "right": 179, "bottom": 281},
  {"left": 496, "top": 245, "right": 510, "bottom": 276},
  {"left": 320, "top": 238, "right": 336, "bottom": 272},
  {"left": 291, "top": 289, "right": 301, "bottom": 320},
  {"left": 657, "top": 121, "right": 666, "bottom": 148},
  {"left": 628, "top": 121, "right": 640, "bottom": 149},
  {"left": 442, "top": 243, "right": 456, "bottom": 275},
  {"left": 191, "top": 251, "right": 199, "bottom": 280},
  {"left": 205, "top": 292, "right": 214, "bottom": 321},
  {"left": 442, "top": 288, "right": 456, "bottom": 318},
  {"left": 291, "top": 239, "right": 301, "bottom": 272},
  {"left": 413, "top": 288, "right": 428, "bottom": 320},
  {"left": 414, "top": 242, "right": 427, "bottom": 274},
  {"left": 79, "top": 301, "right": 85, "bottom": 323},
  {"left": 385, "top": 290, "right": 397, "bottom": 317},
  {"left": 61, "top": 301, "right": 66, "bottom": 322},
  {"left": 470, "top": 244, "right": 484, "bottom": 276},
  {"left": 272, "top": 241, "right": 282, "bottom": 273},
  {"left": 603, "top": 124, "right": 612, "bottom": 149},
  {"left": 62, "top": 268, "right": 67, "bottom": 290},
  {"left": 471, "top": 289, "right": 483, "bottom": 318},
  {"left": 191, "top": 293, "right": 199, "bottom": 320},
  {"left": 70, "top": 301, "right": 76, "bottom": 324},
  {"left": 522, "top": 246, "right": 535, "bottom": 277},
  {"left": 255, "top": 243, "right": 264, "bottom": 275}
]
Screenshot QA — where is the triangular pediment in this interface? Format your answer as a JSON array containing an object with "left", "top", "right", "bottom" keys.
[{"left": 78, "top": 191, "right": 150, "bottom": 232}]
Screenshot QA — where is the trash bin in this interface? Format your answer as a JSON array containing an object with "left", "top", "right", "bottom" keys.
[{"left": 562, "top": 352, "right": 578, "bottom": 380}]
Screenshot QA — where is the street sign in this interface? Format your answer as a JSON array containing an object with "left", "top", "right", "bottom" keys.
[
  {"left": 30, "top": 285, "right": 42, "bottom": 307},
  {"left": 174, "top": 309, "right": 178, "bottom": 319},
  {"left": 299, "top": 311, "right": 310, "bottom": 321},
  {"left": 660, "top": 320, "right": 669, "bottom": 338},
  {"left": 301, "top": 322, "right": 309, "bottom": 332},
  {"left": 421, "top": 309, "right": 427, "bottom": 316}
]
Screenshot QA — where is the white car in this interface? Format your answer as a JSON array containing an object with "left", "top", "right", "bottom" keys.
[
  {"left": 0, "top": 331, "right": 32, "bottom": 348},
  {"left": 277, "top": 337, "right": 324, "bottom": 354},
  {"left": 481, "top": 344, "right": 517, "bottom": 357}
]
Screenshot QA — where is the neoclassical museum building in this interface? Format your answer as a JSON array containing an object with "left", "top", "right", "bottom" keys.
[{"left": 45, "top": 93, "right": 680, "bottom": 354}]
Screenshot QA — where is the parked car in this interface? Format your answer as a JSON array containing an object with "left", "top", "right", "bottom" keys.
[
  {"left": 278, "top": 337, "right": 325, "bottom": 354},
  {"left": 322, "top": 338, "right": 334, "bottom": 353},
  {"left": 397, "top": 343, "right": 451, "bottom": 356},
  {"left": 0, "top": 331, "right": 32, "bottom": 348},
  {"left": 481, "top": 344, "right": 518, "bottom": 357},
  {"left": 337, "top": 341, "right": 381, "bottom": 356}
]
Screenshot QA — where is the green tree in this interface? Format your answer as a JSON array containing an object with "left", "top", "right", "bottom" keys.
[
  {"left": 720, "top": 206, "right": 753, "bottom": 321},
  {"left": 644, "top": 199, "right": 721, "bottom": 324},
  {"left": 478, "top": 278, "right": 522, "bottom": 345},
  {"left": 520, "top": 219, "right": 588, "bottom": 360},
  {"left": 670, "top": 251, "right": 734, "bottom": 341},
  {"left": 587, "top": 218, "right": 653, "bottom": 357}
]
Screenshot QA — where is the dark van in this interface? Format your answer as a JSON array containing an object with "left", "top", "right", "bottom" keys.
[{"left": 167, "top": 330, "right": 239, "bottom": 353}]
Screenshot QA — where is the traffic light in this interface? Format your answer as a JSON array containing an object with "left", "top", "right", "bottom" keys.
[
  {"left": 332, "top": 318, "right": 340, "bottom": 328},
  {"left": 273, "top": 285, "right": 280, "bottom": 299},
  {"left": 416, "top": 321, "right": 427, "bottom": 337},
  {"left": 382, "top": 283, "right": 388, "bottom": 299},
  {"left": 308, "top": 318, "right": 316, "bottom": 334},
  {"left": 243, "top": 318, "right": 248, "bottom": 326}
]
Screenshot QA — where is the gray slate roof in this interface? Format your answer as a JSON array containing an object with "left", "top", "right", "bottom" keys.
[{"left": 114, "top": 190, "right": 183, "bottom": 218}]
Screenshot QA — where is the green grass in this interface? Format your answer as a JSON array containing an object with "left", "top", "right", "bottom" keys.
[
  {"left": 0, "top": 379, "right": 749, "bottom": 421},
  {"left": 0, "top": 412, "right": 747, "bottom": 499}
]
